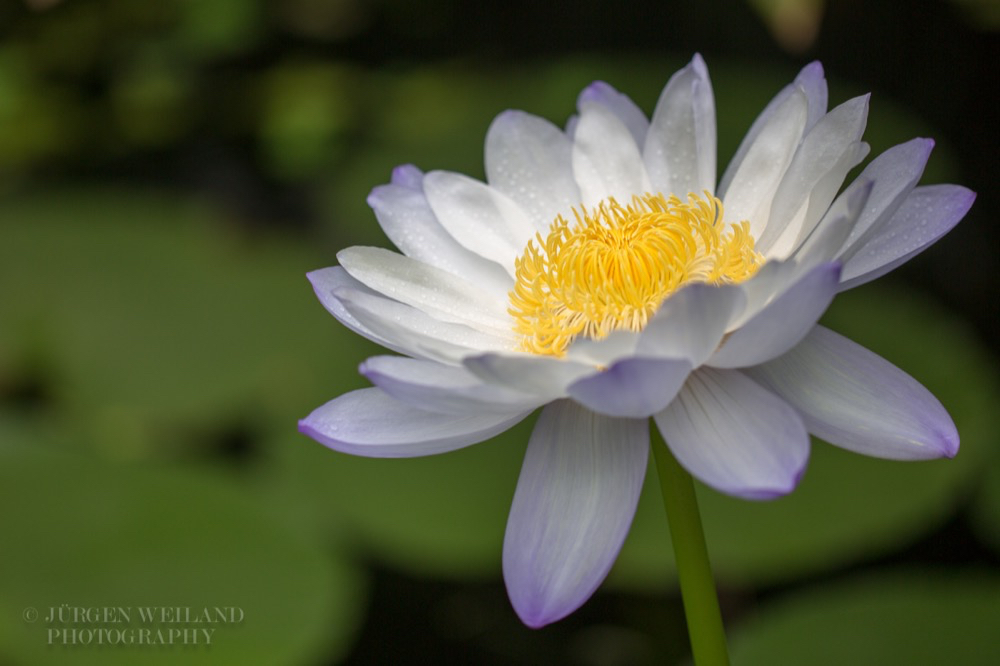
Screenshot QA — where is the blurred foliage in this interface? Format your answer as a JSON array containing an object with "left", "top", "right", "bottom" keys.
[
  {"left": 0, "top": 0, "right": 997, "bottom": 663},
  {"left": 0, "top": 450, "right": 363, "bottom": 666},
  {"left": 729, "top": 570, "right": 1000, "bottom": 664}
]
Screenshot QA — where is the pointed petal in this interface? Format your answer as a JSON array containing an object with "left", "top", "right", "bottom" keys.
[
  {"left": 423, "top": 171, "right": 537, "bottom": 277},
  {"left": 746, "top": 326, "right": 959, "bottom": 459},
  {"left": 796, "top": 61, "right": 829, "bottom": 133},
  {"left": 791, "top": 179, "right": 874, "bottom": 268},
  {"left": 337, "top": 287, "right": 512, "bottom": 364},
  {"left": 485, "top": 110, "right": 581, "bottom": 232},
  {"left": 567, "top": 356, "right": 691, "bottom": 418},
  {"left": 504, "top": 400, "right": 648, "bottom": 627},
  {"left": 643, "top": 53, "right": 716, "bottom": 197},
  {"left": 307, "top": 267, "right": 402, "bottom": 353},
  {"left": 389, "top": 163, "right": 424, "bottom": 190},
  {"left": 360, "top": 355, "right": 545, "bottom": 415},
  {"left": 718, "top": 61, "right": 826, "bottom": 198},
  {"left": 839, "top": 184, "right": 975, "bottom": 290},
  {"left": 299, "top": 388, "right": 530, "bottom": 458},
  {"left": 463, "top": 351, "right": 595, "bottom": 399},
  {"left": 572, "top": 101, "right": 652, "bottom": 206},
  {"left": 654, "top": 369, "right": 809, "bottom": 499},
  {"left": 337, "top": 246, "right": 512, "bottom": 335},
  {"left": 758, "top": 95, "right": 870, "bottom": 257},
  {"left": 637, "top": 283, "right": 745, "bottom": 366},
  {"left": 368, "top": 178, "right": 513, "bottom": 299},
  {"left": 709, "top": 262, "right": 841, "bottom": 369},
  {"left": 577, "top": 81, "right": 650, "bottom": 148},
  {"left": 720, "top": 88, "right": 808, "bottom": 239},
  {"left": 835, "top": 138, "right": 936, "bottom": 260}
]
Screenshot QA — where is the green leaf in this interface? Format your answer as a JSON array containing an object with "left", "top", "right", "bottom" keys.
[
  {"left": 728, "top": 570, "right": 1000, "bottom": 665},
  {"left": 0, "top": 188, "right": 373, "bottom": 459},
  {"left": 0, "top": 448, "right": 363, "bottom": 666},
  {"left": 970, "top": 425, "right": 1000, "bottom": 555}
]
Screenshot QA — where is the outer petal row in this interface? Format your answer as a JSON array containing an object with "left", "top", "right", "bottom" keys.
[
  {"left": 745, "top": 326, "right": 959, "bottom": 459},
  {"left": 299, "top": 387, "right": 531, "bottom": 458},
  {"left": 838, "top": 184, "right": 975, "bottom": 290},
  {"left": 655, "top": 368, "right": 810, "bottom": 499},
  {"left": 361, "top": 355, "right": 545, "bottom": 415},
  {"left": 504, "top": 400, "right": 648, "bottom": 627}
]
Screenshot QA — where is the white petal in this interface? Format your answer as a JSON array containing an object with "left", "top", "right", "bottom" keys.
[
  {"left": 485, "top": 110, "right": 581, "bottom": 232},
  {"left": 654, "top": 368, "right": 809, "bottom": 499},
  {"left": 839, "top": 184, "right": 975, "bottom": 290},
  {"left": 300, "top": 388, "right": 530, "bottom": 458},
  {"left": 306, "top": 266, "right": 402, "bottom": 353},
  {"left": 636, "top": 283, "right": 745, "bottom": 366},
  {"left": 423, "top": 171, "right": 537, "bottom": 277},
  {"left": 360, "top": 355, "right": 545, "bottom": 415},
  {"left": 463, "top": 352, "right": 595, "bottom": 399},
  {"left": 746, "top": 326, "right": 959, "bottom": 459},
  {"left": 792, "top": 178, "right": 874, "bottom": 269},
  {"left": 564, "top": 329, "right": 642, "bottom": 367},
  {"left": 567, "top": 357, "right": 692, "bottom": 418},
  {"left": 337, "top": 246, "right": 512, "bottom": 336},
  {"left": 835, "top": 138, "right": 936, "bottom": 261},
  {"left": 720, "top": 88, "right": 808, "bottom": 239},
  {"left": 709, "top": 262, "right": 841, "bottom": 369},
  {"left": 718, "top": 61, "right": 827, "bottom": 198},
  {"left": 728, "top": 258, "right": 800, "bottom": 329},
  {"left": 504, "top": 400, "right": 648, "bottom": 627},
  {"left": 577, "top": 81, "right": 650, "bottom": 148},
  {"left": 643, "top": 53, "right": 716, "bottom": 198},
  {"left": 795, "top": 61, "right": 829, "bottom": 132},
  {"left": 758, "top": 95, "right": 870, "bottom": 257},
  {"left": 368, "top": 177, "right": 513, "bottom": 300},
  {"left": 337, "top": 287, "right": 512, "bottom": 364},
  {"left": 572, "top": 102, "right": 652, "bottom": 206},
  {"left": 764, "top": 143, "right": 871, "bottom": 260}
]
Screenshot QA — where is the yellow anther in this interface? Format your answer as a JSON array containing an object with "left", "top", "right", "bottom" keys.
[{"left": 508, "top": 192, "right": 763, "bottom": 356}]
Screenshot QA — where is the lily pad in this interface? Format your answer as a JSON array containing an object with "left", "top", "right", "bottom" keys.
[
  {"left": 728, "top": 570, "right": 1000, "bottom": 665},
  {"left": 0, "top": 448, "right": 363, "bottom": 666},
  {"left": 0, "top": 188, "right": 374, "bottom": 460},
  {"left": 970, "top": 432, "right": 1000, "bottom": 555}
]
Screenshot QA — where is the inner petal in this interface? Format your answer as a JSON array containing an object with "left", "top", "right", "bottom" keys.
[{"left": 508, "top": 192, "right": 763, "bottom": 356}]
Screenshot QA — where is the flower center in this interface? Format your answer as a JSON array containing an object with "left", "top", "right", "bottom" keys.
[{"left": 508, "top": 192, "right": 763, "bottom": 356}]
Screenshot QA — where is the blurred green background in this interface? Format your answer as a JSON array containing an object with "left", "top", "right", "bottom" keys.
[{"left": 1, "top": 0, "right": 998, "bottom": 664}]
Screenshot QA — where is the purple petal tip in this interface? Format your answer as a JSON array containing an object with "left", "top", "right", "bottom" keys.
[
  {"left": 297, "top": 419, "right": 317, "bottom": 438},
  {"left": 937, "top": 428, "right": 960, "bottom": 459},
  {"left": 579, "top": 80, "right": 613, "bottom": 103},
  {"left": 390, "top": 164, "right": 423, "bottom": 189},
  {"left": 799, "top": 61, "right": 825, "bottom": 80},
  {"left": 691, "top": 52, "right": 708, "bottom": 74}
]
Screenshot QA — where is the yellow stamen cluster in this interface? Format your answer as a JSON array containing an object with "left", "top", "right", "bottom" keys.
[{"left": 508, "top": 192, "right": 763, "bottom": 356}]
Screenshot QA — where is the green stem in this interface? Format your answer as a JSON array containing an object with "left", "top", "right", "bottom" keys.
[{"left": 651, "top": 424, "right": 730, "bottom": 666}]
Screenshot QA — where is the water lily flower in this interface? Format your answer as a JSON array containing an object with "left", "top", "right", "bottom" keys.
[{"left": 299, "top": 55, "right": 973, "bottom": 628}]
